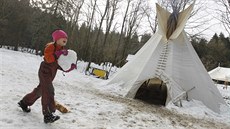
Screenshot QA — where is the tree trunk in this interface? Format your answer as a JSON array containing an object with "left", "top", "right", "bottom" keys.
[
  {"left": 86, "top": 0, "right": 110, "bottom": 72},
  {"left": 113, "top": 0, "right": 131, "bottom": 65}
]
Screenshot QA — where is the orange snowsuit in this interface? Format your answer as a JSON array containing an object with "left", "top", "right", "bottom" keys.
[{"left": 22, "top": 42, "right": 64, "bottom": 115}]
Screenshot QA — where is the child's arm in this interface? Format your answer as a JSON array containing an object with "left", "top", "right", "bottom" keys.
[{"left": 44, "top": 44, "right": 56, "bottom": 63}]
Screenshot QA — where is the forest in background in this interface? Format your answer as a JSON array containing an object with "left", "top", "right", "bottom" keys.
[{"left": 0, "top": 0, "right": 229, "bottom": 71}]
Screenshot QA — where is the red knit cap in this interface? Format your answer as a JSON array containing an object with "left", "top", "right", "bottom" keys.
[{"left": 52, "top": 30, "right": 68, "bottom": 41}]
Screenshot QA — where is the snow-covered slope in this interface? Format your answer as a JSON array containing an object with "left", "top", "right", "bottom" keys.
[{"left": 0, "top": 48, "right": 230, "bottom": 129}]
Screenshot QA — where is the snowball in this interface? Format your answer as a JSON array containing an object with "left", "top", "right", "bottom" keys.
[{"left": 58, "top": 50, "right": 77, "bottom": 71}]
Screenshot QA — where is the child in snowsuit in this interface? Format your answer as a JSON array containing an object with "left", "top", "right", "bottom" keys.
[{"left": 18, "top": 30, "right": 76, "bottom": 123}]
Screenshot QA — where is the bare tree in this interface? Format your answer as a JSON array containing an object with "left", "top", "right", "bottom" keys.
[
  {"left": 111, "top": 0, "right": 149, "bottom": 66},
  {"left": 145, "top": 7, "right": 158, "bottom": 34},
  {"left": 120, "top": 0, "right": 148, "bottom": 63},
  {"left": 216, "top": 0, "right": 230, "bottom": 35},
  {"left": 113, "top": 0, "right": 132, "bottom": 65},
  {"left": 82, "top": 0, "right": 98, "bottom": 73},
  {"left": 85, "top": 0, "right": 110, "bottom": 71},
  {"left": 66, "top": 0, "right": 85, "bottom": 48},
  {"left": 82, "top": 0, "right": 97, "bottom": 60},
  {"left": 100, "top": 0, "right": 120, "bottom": 63}
]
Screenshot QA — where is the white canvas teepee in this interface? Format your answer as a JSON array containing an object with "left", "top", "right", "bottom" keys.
[{"left": 108, "top": 2, "right": 226, "bottom": 113}]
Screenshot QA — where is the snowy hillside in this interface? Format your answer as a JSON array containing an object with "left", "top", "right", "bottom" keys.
[{"left": 0, "top": 48, "right": 230, "bottom": 129}]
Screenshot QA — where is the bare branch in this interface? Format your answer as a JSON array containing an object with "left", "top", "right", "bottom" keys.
[{"left": 214, "top": 0, "right": 230, "bottom": 35}]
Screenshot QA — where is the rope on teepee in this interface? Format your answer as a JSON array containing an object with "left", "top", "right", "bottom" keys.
[{"left": 155, "top": 41, "right": 170, "bottom": 77}]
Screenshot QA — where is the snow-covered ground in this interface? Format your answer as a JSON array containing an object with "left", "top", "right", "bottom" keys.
[{"left": 0, "top": 48, "right": 230, "bottom": 129}]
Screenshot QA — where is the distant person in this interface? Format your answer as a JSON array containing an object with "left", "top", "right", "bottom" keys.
[{"left": 18, "top": 30, "right": 76, "bottom": 123}]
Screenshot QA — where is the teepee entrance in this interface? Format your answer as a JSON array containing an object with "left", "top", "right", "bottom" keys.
[{"left": 135, "top": 78, "right": 167, "bottom": 106}]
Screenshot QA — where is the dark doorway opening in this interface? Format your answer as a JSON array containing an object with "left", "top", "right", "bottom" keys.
[{"left": 135, "top": 78, "right": 167, "bottom": 106}]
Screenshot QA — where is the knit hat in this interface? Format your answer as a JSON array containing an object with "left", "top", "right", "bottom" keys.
[{"left": 52, "top": 30, "right": 68, "bottom": 41}]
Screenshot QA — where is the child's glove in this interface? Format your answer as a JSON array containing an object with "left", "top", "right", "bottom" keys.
[
  {"left": 64, "top": 63, "right": 77, "bottom": 72},
  {"left": 55, "top": 49, "right": 68, "bottom": 58}
]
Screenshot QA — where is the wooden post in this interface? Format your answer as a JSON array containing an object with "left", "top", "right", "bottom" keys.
[{"left": 224, "top": 81, "right": 228, "bottom": 89}]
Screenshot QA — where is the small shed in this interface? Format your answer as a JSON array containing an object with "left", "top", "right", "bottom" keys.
[{"left": 208, "top": 66, "right": 230, "bottom": 88}]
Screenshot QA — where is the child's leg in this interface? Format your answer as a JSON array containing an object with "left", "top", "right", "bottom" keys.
[
  {"left": 18, "top": 85, "right": 41, "bottom": 112},
  {"left": 22, "top": 84, "right": 42, "bottom": 106},
  {"left": 40, "top": 81, "right": 60, "bottom": 123},
  {"left": 41, "top": 82, "right": 56, "bottom": 115}
]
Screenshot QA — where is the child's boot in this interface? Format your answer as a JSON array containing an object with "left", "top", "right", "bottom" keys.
[
  {"left": 44, "top": 113, "right": 60, "bottom": 123},
  {"left": 18, "top": 100, "right": 31, "bottom": 113}
]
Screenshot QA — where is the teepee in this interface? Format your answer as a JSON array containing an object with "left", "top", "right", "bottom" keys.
[{"left": 108, "top": 2, "right": 226, "bottom": 113}]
